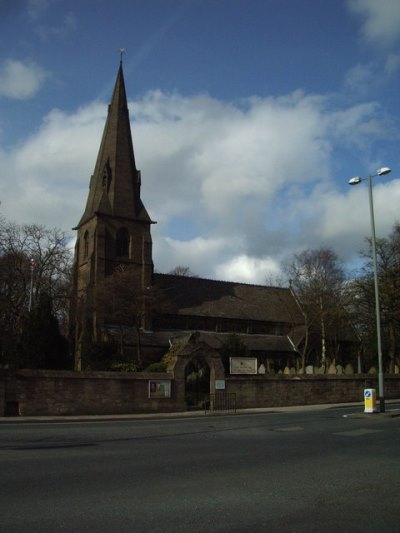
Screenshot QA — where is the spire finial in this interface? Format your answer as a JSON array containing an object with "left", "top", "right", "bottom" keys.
[{"left": 119, "top": 48, "right": 126, "bottom": 64}]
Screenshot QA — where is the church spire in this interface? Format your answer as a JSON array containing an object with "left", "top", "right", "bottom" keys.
[
  {"left": 72, "top": 59, "right": 155, "bottom": 370},
  {"left": 76, "top": 62, "right": 151, "bottom": 228}
]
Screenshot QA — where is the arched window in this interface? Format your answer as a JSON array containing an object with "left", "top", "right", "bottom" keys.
[
  {"left": 116, "top": 228, "right": 129, "bottom": 258},
  {"left": 83, "top": 231, "right": 89, "bottom": 259}
]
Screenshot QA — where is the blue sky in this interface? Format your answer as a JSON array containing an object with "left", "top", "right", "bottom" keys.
[{"left": 1, "top": 0, "right": 400, "bottom": 283}]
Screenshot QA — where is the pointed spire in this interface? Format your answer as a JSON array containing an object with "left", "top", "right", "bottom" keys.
[
  {"left": 75, "top": 62, "right": 152, "bottom": 228},
  {"left": 119, "top": 48, "right": 126, "bottom": 63}
]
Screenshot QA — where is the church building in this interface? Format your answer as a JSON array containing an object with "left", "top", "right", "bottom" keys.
[{"left": 71, "top": 62, "right": 305, "bottom": 375}]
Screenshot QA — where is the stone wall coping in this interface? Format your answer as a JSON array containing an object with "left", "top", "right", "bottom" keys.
[
  {"left": 225, "top": 374, "right": 395, "bottom": 381},
  {"left": 0, "top": 369, "right": 174, "bottom": 381},
  {"left": 0, "top": 369, "right": 399, "bottom": 383}
]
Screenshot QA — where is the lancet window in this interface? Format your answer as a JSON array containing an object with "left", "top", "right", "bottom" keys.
[{"left": 116, "top": 227, "right": 129, "bottom": 258}]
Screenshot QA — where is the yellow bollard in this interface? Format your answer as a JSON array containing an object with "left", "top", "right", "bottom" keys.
[{"left": 364, "top": 389, "right": 377, "bottom": 413}]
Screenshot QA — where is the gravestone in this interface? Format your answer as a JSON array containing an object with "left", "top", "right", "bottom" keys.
[
  {"left": 336, "top": 364, "right": 343, "bottom": 375},
  {"left": 327, "top": 363, "right": 337, "bottom": 374},
  {"left": 344, "top": 363, "right": 354, "bottom": 375}
]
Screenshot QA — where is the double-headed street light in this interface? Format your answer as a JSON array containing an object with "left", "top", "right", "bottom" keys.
[{"left": 348, "top": 166, "right": 391, "bottom": 413}]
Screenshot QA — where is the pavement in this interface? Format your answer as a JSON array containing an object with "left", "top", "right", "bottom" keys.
[{"left": 1, "top": 399, "right": 400, "bottom": 423}]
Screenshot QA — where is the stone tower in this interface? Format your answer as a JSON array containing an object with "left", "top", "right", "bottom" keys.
[{"left": 72, "top": 61, "right": 154, "bottom": 369}]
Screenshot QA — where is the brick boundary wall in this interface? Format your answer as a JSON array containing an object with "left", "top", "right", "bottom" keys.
[
  {"left": 0, "top": 370, "right": 180, "bottom": 416},
  {"left": 1, "top": 369, "right": 400, "bottom": 416},
  {"left": 225, "top": 374, "right": 400, "bottom": 409}
]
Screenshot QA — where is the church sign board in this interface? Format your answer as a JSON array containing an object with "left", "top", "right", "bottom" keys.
[
  {"left": 229, "top": 357, "right": 258, "bottom": 375},
  {"left": 148, "top": 380, "right": 172, "bottom": 398}
]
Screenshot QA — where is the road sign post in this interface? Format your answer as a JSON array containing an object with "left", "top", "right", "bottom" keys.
[{"left": 364, "top": 389, "right": 377, "bottom": 413}]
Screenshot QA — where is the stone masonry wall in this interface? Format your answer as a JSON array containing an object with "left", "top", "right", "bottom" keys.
[
  {"left": 225, "top": 374, "right": 400, "bottom": 408},
  {"left": 0, "top": 370, "right": 182, "bottom": 416},
  {"left": 1, "top": 369, "right": 400, "bottom": 416}
]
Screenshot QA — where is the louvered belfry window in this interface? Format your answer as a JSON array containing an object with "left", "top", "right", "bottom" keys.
[{"left": 116, "top": 227, "right": 129, "bottom": 257}]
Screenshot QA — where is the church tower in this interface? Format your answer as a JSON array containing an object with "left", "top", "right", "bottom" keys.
[{"left": 72, "top": 61, "right": 154, "bottom": 369}]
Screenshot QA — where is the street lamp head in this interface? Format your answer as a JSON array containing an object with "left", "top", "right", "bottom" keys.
[
  {"left": 349, "top": 176, "right": 362, "bottom": 185},
  {"left": 376, "top": 167, "right": 391, "bottom": 176}
]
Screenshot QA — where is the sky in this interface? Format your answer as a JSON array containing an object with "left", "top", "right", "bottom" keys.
[{"left": 0, "top": 0, "right": 400, "bottom": 284}]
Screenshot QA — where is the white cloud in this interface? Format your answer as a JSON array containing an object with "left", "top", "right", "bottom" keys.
[
  {"left": 215, "top": 255, "right": 281, "bottom": 285},
  {"left": 134, "top": 90, "right": 333, "bottom": 230},
  {"left": 35, "top": 12, "right": 77, "bottom": 41},
  {"left": 0, "top": 88, "right": 397, "bottom": 282},
  {"left": 268, "top": 177, "right": 400, "bottom": 266},
  {"left": 322, "top": 178, "right": 400, "bottom": 248},
  {"left": 153, "top": 233, "right": 281, "bottom": 284},
  {"left": 347, "top": 0, "right": 400, "bottom": 46},
  {"left": 0, "top": 101, "right": 105, "bottom": 231},
  {"left": 14, "top": 103, "right": 104, "bottom": 176},
  {"left": 344, "top": 63, "right": 375, "bottom": 93},
  {"left": 153, "top": 234, "right": 230, "bottom": 278},
  {"left": 25, "top": 0, "right": 77, "bottom": 40},
  {"left": 0, "top": 59, "right": 48, "bottom": 100},
  {"left": 343, "top": 57, "right": 400, "bottom": 100},
  {"left": 27, "top": 0, "right": 54, "bottom": 20},
  {"left": 327, "top": 102, "right": 384, "bottom": 147},
  {"left": 384, "top": 53, "right": 400, "bottom": 75}
]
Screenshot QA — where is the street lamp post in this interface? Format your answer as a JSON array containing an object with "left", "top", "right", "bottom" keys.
[
  {"left": 348, "top": 167, "right": 391, "bottom": 413},
  {"left": 28, "top": 258, "right": 36, "bottom": 312}
]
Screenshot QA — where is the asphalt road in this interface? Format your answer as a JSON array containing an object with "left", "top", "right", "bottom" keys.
[{"left": 1, "top": 405, "right": 399, "bottom": 532}]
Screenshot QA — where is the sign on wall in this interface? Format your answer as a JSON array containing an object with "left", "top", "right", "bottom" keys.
[
  {"left": 148, "top": 380, "right": 171, "bottom": 398},
  {"left": 229, "top": 357, "right": 258, "bottom": 375}
]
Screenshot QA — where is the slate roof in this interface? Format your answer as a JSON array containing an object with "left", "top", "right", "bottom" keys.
[
  {"left": 140, "top": 330, "right": 299, "bottom": 353},
  {"left": 153, "top": 274, "right": 304, "bottom": 325}
]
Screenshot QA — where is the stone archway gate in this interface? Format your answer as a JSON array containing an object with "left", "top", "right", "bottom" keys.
[{"left": 166, "top": 332, "right": 226, "bottom": 410}]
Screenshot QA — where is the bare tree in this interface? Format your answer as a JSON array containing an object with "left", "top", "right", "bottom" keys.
[
  {"left": 168, "top": 265, "right": 198, "bottom": 277},
  {"left": 0, "top": 216, "right": 73, "bottom": 367},
  {"left": 351, "top": 222, "right": 400, "bottom": 372},
  {"left": 91, "top": 266, "right": 142, "bottom": 367},
  {"left": 90, "top": 265, "right": 166, "bottom": 369},
  {"left": 0, "top": 221, "right": 72, "bottom": 317},
  {"left": 284, "top": 247, "right": 347, "bottom": 371}
]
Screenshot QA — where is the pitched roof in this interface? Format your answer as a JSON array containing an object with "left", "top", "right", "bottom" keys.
[
  {"left": 153, "top": 273, "right": 304, "bottom": 324},
  {"left": 140, "top": 330, "right": 298, "bottom": 353},
  {"left": 75, "top": 63, "right": 152, "bottom": 228}
]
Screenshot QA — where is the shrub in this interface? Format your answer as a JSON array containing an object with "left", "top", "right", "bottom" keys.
[{"left": 144, "top": 361, "right": 167, "bottom": 372}]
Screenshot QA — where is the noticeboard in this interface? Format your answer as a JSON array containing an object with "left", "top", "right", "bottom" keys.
[
  {"left": 229, "top": 357, "right": 258, "bottom": 375},
  {"left": 148, "top": 380, "right": 171, "bottom": 399}
]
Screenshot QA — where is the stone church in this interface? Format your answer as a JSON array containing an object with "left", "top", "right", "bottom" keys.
[{"left": 71, "top": 61, "right": 306, "bottom": 374}]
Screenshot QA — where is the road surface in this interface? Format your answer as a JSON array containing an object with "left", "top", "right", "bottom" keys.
[{"left": 1, "top": 405, "right": 399, "bottom": 532}]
